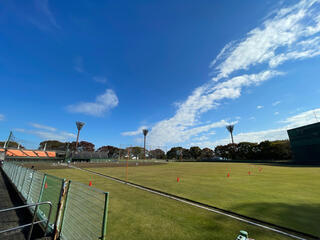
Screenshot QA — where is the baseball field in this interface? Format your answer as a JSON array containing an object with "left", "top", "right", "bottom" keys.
[{"left": 41, "top": 162, "right": 319, "bottom": 240}]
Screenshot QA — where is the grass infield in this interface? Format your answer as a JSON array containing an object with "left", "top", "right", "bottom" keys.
[
  {"left": 84, "top": 162, "right": 320, "bottom": 237},
  {"left": 44, "top": 165, "right": 299, "bottom": 240}
]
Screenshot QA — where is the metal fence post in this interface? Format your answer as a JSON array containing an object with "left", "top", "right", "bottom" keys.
[
  {"left": 101, "top": 192, "right": 109, "bottom": 240},
  {"left": 38, "top": 174, "right": 47, "bottom": 203},
  {"left": 59, "top": 180, "right": 71, "bottom": 238},
  {"left": 53, "top": 178, "right": 67, "bottom": 240},
  {"left": 27, "top": 170, "right": 35, "bottom": 203}
]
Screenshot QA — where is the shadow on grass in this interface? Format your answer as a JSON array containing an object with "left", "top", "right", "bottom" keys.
[
  {"left": 222, "top": 202, "right": 320, "bottom": 238},
  {"left": 254, "top": 162, "right": 320, "bottom": 167}
]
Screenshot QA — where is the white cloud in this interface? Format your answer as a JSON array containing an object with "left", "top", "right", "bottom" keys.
[
  {"left": 257, "top": 105, "right": 264, "bottom": 109},
  {"left": 15, "top": 125, "right": 76, "bottom": 142},
  {"left": 30, "top": 130, "right": 75, "bottom": 141},
  {"left": 274, "top": 111, "right": 280, "bottom": 115},
  {"left": 193, "top": 135, "right": 210, "bottom": 141},
  {"left": 199, "top": 108, "right": 320, "bottom": 148},
  {"left": 0, "top": 114, "right": 5, "bottom": 121},
  {"left": 67, "top": 89, "right": 119, "bottom": 116},
  {"left": 125, "top": 0, "right": 320, "bottom": 147},
  {"left": 211, "top": 0, "right": 320, "bottom": 81},
  {"left": 281, "top": 108, "right": 320, "bottom": 128},
  {"left": 93, "top": 76, "right": 107, "bottom": 83},
  {"left": 146, "top": 70, "right": 280, "bottom": 146},
  {"left": 30, "top": 123, "right": 56, "bottom": 132},
  {"left": 122, "top": 126, "right": 148, "bottom": 136},
  {"left": 272, "top": 100, "right": 281, "bottom": 106}
]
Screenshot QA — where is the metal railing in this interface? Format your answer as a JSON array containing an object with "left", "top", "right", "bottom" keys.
[
  {"left": 0, "top": 201, "right": 52, "bottom": 240},
  {"left": 1, "top": 161, "right": 110, "bottom": 240}
]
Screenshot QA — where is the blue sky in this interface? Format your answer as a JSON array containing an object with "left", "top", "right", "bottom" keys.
[{"left": 1, "top": 0, "right": 320, "bottom": 149}]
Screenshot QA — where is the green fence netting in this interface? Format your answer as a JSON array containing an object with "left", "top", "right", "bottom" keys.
[
  {"left": 39, "top": 174, "right": 65, "bottom": 231},
  {"left": 60, "top": 181, "right": 109, "bottom": 240}
]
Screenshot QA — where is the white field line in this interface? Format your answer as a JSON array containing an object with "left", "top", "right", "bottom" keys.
[{"left": 69, "top": 165, "right": 308, "bottom": 240}]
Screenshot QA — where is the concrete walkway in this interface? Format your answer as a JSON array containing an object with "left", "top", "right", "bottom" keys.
[{"left": 0, "top": 169, "right": 47, "bottom": 240}]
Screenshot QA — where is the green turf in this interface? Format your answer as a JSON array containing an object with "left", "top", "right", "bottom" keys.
[
  {"left": 43, "top": 168, "right": 293, "bottom": 240},
  {"left": 85, "top": 162, "right": 320, "bottom": 237}
]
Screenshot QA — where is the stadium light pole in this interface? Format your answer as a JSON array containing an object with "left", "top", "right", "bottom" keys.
[
  {"left": 75, "top": 121, "right": 85, "bottom": 151},
  {"left": 226, "top": 125, "right": 235, "bottom": 144},
  {"left": 142, "top": 129, "right": 149, "bottom": 159}
]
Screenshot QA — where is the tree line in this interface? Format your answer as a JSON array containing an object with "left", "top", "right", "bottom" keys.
[{"left": 38, "top": 139, "right": 292, "bottom": 161}]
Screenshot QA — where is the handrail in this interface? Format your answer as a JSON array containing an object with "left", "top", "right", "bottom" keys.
[{"left": 0, "top": 201, "right": 52, "bottom": 240}]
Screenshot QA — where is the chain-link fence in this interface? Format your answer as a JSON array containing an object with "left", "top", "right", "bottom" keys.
[{"left": 1, "top": 161, "right": 109, "bottom": 240}]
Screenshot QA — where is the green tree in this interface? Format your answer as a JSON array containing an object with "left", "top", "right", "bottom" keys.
[
  {"left": 68, "top": 141, "right": 95, "bottom": 152},
  {"left": 39, "top": 140, "right": 66, "bottom": 151},
  {"left": 200, "top": 147, "right": 214, "bottom": 160},
  {"left": 167, "top": 147, "right": 183, "bottom": 159},
  {"left": 149, "top": 149, "right": 165, "bottom": 159},
  {"left": 97, "top": 145, "right": 119, "bottom": 158},
  {"left": 128, "top": 146, "right": 144, "bottom": 159},
  {"left": 236, "top": 142, "right": 259, "bottom": 160},
  {"left": 0, "top": 141, "right": 25, "bottom": 149},
  {"left": 189, "top": 146, "right": 202, "bottom": 160}
]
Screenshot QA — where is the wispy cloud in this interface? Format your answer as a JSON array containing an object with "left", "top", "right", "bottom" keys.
[
  {"left": 272, "top": 100, "right": 281, "bottom": 106},
  {"left": 281, "top": 108, "right": 320, "bottom": 128},
  {"left": 34, "top": 0, "right": 59, "bottom": 28},
  {"left": 15, "top": 123, "right": 76, "bottom": 142},
  {"left": 0, "top": 114, "right": 5, "bottom": 121},
  {"left": 274, "top": 111, "right": 280, "bottom": 115},
  {"left": 257, "top": 105, "right": 264, "bottom": 109},
  {"left": 67, "top": 89, "right": 119, "bottom": 116},
  {"left": 29, "top": 123, "right": 56, "bottom": 132},
  {"left": 74, "top": 56, "right": 85, "bottom": 73},
  {"left": 125, "top": 0, "right": 320, "bottom": 147},
  {"left": 93, "top": 76, "right": 107, "bottom": 84},
  {"left": 192, "top": 108, "right": 320, "bottom": 148},
  {"left": 24, "top": 0, "right": 60, "bottom": 32},
  {"left": 122, "top": 126, "right": 148, "bottom": 136},
  {"left": 147, "top": 70, "right": 280, "bottom": 146},
  {"left": 211, "top": 0, "right": 320, "bottom": 81}
]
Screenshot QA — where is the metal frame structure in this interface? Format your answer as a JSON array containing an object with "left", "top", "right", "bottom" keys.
[{"left": 0, "top": 201, "right": 53, "bottom": 240}]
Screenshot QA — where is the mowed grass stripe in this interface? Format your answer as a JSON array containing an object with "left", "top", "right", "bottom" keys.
[
  {"left": 85, "top": 162, "right": 320, "bottom": 237},
  {"left": 43, "top": 168, "right": 293, "bottom": 240}
]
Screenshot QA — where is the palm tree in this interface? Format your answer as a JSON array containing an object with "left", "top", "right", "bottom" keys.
[
  {"left": 226, "top": 125, "right": 234, "bottom": 144},
  {"left": 142, "top": 129, "right": 149, "bottom": 159}
]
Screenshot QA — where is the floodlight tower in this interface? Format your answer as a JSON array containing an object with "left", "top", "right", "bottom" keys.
[
  {"left": 142, "top": 129, "right": 149, "bottom": 159},
  {"left": 75, "top": 121, "right": 85, "bottom": 151}
]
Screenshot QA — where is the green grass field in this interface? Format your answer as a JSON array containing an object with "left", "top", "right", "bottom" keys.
[
  {"left": 43, "top": 165, "right": 306, "bottom": 240},
  {"left": 82, "top": 162, "right": 320, "bottom": 237}
]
